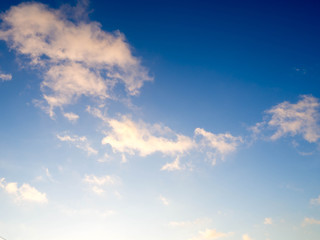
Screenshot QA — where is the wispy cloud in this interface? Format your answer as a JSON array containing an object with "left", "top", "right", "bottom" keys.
[
  {"left": 0, "top": 2, "right": 152, "bottom": 116},
  {"left": 161, "top": 156, "right": 183, "bottom": 171},
  {"left": 63, "top": 112, "right": 79, "bottom": 123},
  {"left": 242, "top": 234, "right": 253, "bottom": 240},
  {"left": 195, "top": 128, "right": 243, "bottom": 165},
  {"left": 160, "top": 195, "right": 169, "bottom": 205},
  {"left": 302, "top": 217, "right": 320, "bottom": 226},
  {"left": 253, "top": 95, "right": 320, "bottom": 143},
  {"left": 310, "top": 195, "right": 320, "bottom": 205},
  {"left": 189, "top": 229, "right": 233, "bottom": 240},
  {"left": 0, "top": 178, "right": 47, "bottom": 204},
  {"left": 264, "top": 217, "right": 272, "bottom": 225},
  {"left": 57, "top": 134, "right": 98, "bottom": 155},
  {"left": 83, "top": 174, "right": 119, "bottom": 195},
  {"left": 0, "top": 72, "right": 12, "bottom": 81}
]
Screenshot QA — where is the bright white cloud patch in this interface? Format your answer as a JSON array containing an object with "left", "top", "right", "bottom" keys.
[
  {"left": 310, "top": 195, "right": 320, "bottom": 205},
  {"left": 83, "top": 174, "right": 119, "bottom": 195},
  {"left": 242, "top": 234, "right": 252, "bottom": 240},
  {"left": 160, "top": 195, "right": 169, "bottom": 205},
  {"left": 161, "top": 156, "right": 183, "bottom": 171},
  {"left": 0, "top": 72, "right": 12, "bottom": 81},
  {"left": 63, "top": 112, "right": 79, "bottom": 122},
  {"left": 0, "top": 178, "right": 47, "bottom": 204},
  {"left": 102, "top": 115, "right": 194, "bottom": 157},
  {"left": 0, "top": 2, "right": 152, "bottom": 116},
  {"left": 264, "top": 217, "right": 272, "bottom": 225},
  {"left": 57, "top": 134, "right": 98, "bottom": 155},
  {"left": 265, "top": 95, "right": 320, "bottom": 142},
  {"left": 190, "top": 229, "right": 233, "bottom": 240},
  {"left": 195, "top": 128, "right": 242, "bottom": 164},
  {"left": 302, "top": 217, "right": 320, "bottom": 226}
]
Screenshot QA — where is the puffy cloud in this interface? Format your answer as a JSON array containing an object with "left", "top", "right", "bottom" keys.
[
  {"left": 0, "top": 178, "right": 47, "bottom": 204},
  {"left": 264, "top": 217, "right": 272, "bottom": 225},
  {"left": 190, "top": 229, "right": 233, "bottom": 240},
  {"left": 0, "top": 2, "right": 152, "bottom": 116},
  {"left": 63, "top": 112, "right": 79, "bottom": 122},
  {"left": 83, "top": 174, "right": 119, "bottom": 195},
  {"left": 102, "top": 115, "right": 194, "bottom": 157},
  {"left": 302, "top": 217, "right": 320, "bottom": 226},
  {"left": 310, "top": 195, "right": 320, "bottom": 205},
  {"left": 242, "top": 234, "right": 252, "bottom": 240},
  {"left": 265, "top": 95, "right": 320, "bottom": 143},
  {"left": 57, "top": 134, "right": 98, "bottom": 155},
  {"left": 0, "top": 72, "right": 12, "bottom": 81},
  {"left": 194, "top": 128, "right": 243, "bottom": 164}
]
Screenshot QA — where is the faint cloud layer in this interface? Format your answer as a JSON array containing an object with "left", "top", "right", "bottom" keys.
[
  {"left": 189, "top": 229, "right": 233, "bottom": 240},
  {"left": 0, "top": 72, "right": 12, "bottom": 81},
  {"left": 83, "top": 174, "right": 119, "bottom": 195},
  {"left": 0, "top": 2, "right": 152, "bottom": 116},
  {"left": 302, "top": 217, "right": 320, "bottom": 226},
  {"left": 0, "top": 178, "right": 47, "bottom": 204},
  {"left": 310, "top": 195, "right": 320, "bottom": 205},
  {"left": 57, "top": 134, "right": 98, "bottom": 155}
]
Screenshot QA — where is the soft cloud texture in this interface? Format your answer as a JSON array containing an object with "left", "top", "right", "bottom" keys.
[
  {"left": 63, "top": 112, "right": 79, "bottom": 122},
  {"left": 160, "top": 195, "right": 169, "bottom": 205},
  {"left": 302, "top": 217, "right": 320, "bottom": 226},
  {"left": 0, "top": 178, "right": 47, "bottom": 203},
  {"left": 0, "top": 72, "right": 12, "bottom": 81},
  {"left": 264, "top": 217, "right": 272, "bottom": 225},
  {"left": 161, "top": 156, "right": 183, "bottom": 171},
  {"left": 310, "top": 195, "right": 320, "bottom": 205},
  {"left": 242, "top": 234, "right": 252, "bottom": 240},
  {"left": 264, "top": 95, "right": 320, "bottom": 142},
  {"left": 102, "top": 115, "right": 194, "bottom": 157},
  {"left": 0, "top": 2, "right": 152, "bottom": 116},
  {"left": 195, "top": 128, "right": 243, "bottom": 164},
  {"left": 83, "top": 174, "right": 119, "bottom": 195},
  {"left": 190, "top": 229, "right": 233, "bottom": 240},
  {"left": 57, "top": 134, "right": 98, "bottom": 155}
]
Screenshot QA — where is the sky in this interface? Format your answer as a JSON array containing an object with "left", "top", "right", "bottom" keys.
[{"left": 0, "top": 0, "right": 320, "bottom": 239}]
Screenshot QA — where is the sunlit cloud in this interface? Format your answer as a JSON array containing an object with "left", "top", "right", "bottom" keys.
[
  {"left": 160, "top": 195, "right": 169, "bottom": 205},
  {"left": 194, "top": 128, "right": 243, "bottom": 165},
  {"left": 57, "top": 134, "right": 98, "bottom": 155},
  {"left": 161, "top": 156, "right": 183, "bottom": 171},
  {"left": 253, "top": 95, "right": 320, "bottom": 143},
  {"left": 242, "top": 234, "right": 253, "bottom": 240},
  {"left": 63, "top": 112, "right": 79, "bottom": 123},
  {"left": 302, "top": 217, "right": 320, "bottom": 226},
  {"left": 101, "top": 115, "right": 194, "bottom": 157},
  {"left": 83, "top": 174, "right": 119, "bottom": 195},
  {"left": 0, "top": 2, "right": 152, "bottom": 116},
  {"left": 0, "top": 178, "right": 47, "bottom": 204},
  {"left": 264, "top": 217, "right": 272, "bottom": 225},
  {"left": 189, "top": 229, "right": 233, "bottom": 240},
  {"left": 0, "top": 72, "right": 12, "bottom": 81}
]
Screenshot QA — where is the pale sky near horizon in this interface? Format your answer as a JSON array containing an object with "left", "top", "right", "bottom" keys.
[{"left": 0, "top": 1, "right": 320, "bottom": 240}]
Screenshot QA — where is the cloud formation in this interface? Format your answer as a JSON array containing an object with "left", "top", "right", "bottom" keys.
[
  {"left": 0, "top": 178, "right": 47, "bottom": 203},
  {"left": 242, "top": 234, "right": 252, "bottom": 240},
  {"left": 310, "top": 195, "right": 320, "bottom": 205},
  {"left": 0, "top": 2, "right": 152, "bottom": 116},
  {"left": 302, "top": 217, "right": 320, "bottom": 226},
  {"left": 57, "top": 134, "right": 98, "bottom": 155},
  {"left": 83, "top": 174, "right": 119, "bottom": 195},
  {"left": 0, "top": 72, "right": 12, "bottom": 81},
  {"left": 102, "top": 115, "right": 194, "bottom": 157},
  {"left": 264, "top": 217, "right": 272, "bottom": 225},
  {"left": 255, "top": 95, "right": 320, "bottom": 143},
  {"left": 190, "top": 229, "right": 233, "bottom": 240},
  {"left": 195, "top": 128, "right": 243, "bottom": 165}
]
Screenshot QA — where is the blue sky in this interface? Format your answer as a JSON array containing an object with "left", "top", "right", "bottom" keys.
[{"left": 0, "top": 0, "right": 320, "bottom": 240}]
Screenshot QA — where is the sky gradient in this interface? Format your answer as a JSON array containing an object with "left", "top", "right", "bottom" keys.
[{"left": 0, "top": 1, "right": 320, "bottom": 240}]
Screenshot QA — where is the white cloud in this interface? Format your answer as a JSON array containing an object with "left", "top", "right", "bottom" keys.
[
  {"left": 242, "top": 234, "right": 253, "bottom": 240},
  {"left": 194, "top": 128, "right": 242, "bottom": 164},
  {"left": 161, "top": 156, "right": 183, "bottom": 171},
  {"left": 265, "top": 95, "right": 320, "bottom": 143},
  {"left": 0, "top": 72, "right": 12, "bottom": 81},
  {"left": 57, "top": 134, "right": 98, "bottom": 155},
  {"left": 302, "top": 217, "right": 320, "bottom": 226},
  {"left": 63, "top": 112, "right": 79, "bottom": 123},
  {"left": 310, "top": 195, "right": 320, "bottom": 205},
  {"left": 83, "top": 174, "right": 119, "bottom": 195},
  {"left": 0, "top": 2, "right": 152, "bottom": 116},
  {"left": 190, "top": 229, "right": 233, "bottom": 240},
  {"left": 160, "top": 195, "right": 169, "bottom": 205},
  {"left": 101, "top": 115, "right": 194, "bottom": 157},
  {"left": 264, "top": 217, "right": 272, "bottom": 225},
  {"left": 0, "top": 178, "right": 47, "bottom": 204}
]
